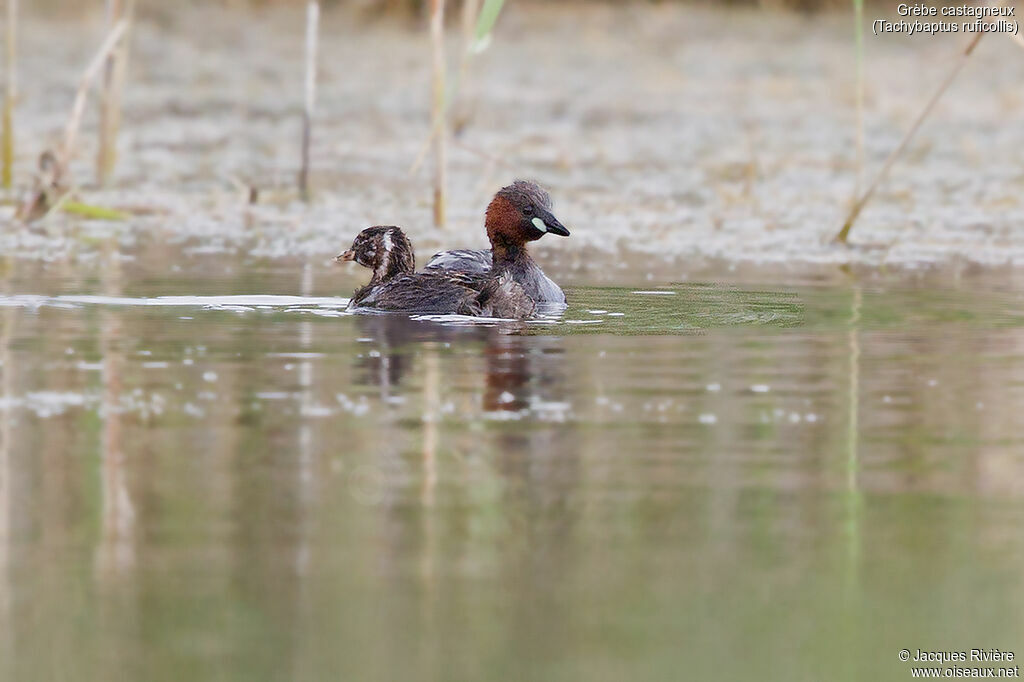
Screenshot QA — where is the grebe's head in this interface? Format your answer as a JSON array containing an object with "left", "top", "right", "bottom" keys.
[
  {"left": 485, "top": 180, "right": 570, "bottom": 252},
  {"left": 337, "top": 226, "right": 415, "bottom": 282}
]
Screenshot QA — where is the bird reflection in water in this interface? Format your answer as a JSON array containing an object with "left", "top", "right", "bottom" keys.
[
  {"left": 351, "top": 313, "right": 491, "bottom": 397},
  {"left": 350, "top": 314, "right": 566, "bottom": 417}
]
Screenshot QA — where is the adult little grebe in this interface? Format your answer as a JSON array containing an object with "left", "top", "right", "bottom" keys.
[
  {"left": 424, "top": 180, "right": 569, "bottom": 305},
  {"left": 338, "top": 225, "right": 535, "bottom": 319}
]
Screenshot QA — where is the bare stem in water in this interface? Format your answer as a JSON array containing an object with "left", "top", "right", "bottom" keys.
[
  {"left": 2, "top": 0, "right": 16, "bottom": 190},
  {"left": 835, "top": 29, "right": 985, "bottom": 243},
  {"left": 97, "top": 0, "right": 134, "bottom": 187},
  {"left": 299, "top": 1, "right": 319, "bottom": 202},
  {"left": 429, "top": 0, "right": 447, "bottom": 228}
]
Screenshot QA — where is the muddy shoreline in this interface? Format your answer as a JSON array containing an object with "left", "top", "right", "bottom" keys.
[{"left": 2, "top": 4, "right": 1022, "bottom": 278}]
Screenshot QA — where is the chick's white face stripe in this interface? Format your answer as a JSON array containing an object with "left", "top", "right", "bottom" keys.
[
  {"left": 531, "top": 217, "right": 548, "bottom": 233},
  {"left": 382, "top": 230, "right": 394, "bottom": 252}
]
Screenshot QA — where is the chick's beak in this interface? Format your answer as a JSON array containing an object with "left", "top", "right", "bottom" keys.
[{"left": 336, "top": 250, "right": 355, "bottom": 263}]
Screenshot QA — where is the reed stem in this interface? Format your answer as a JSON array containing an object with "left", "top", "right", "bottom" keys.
[
  {"left": 299, "top": 1, "right": 319, "bottom": 202},
  {"left": 409, "top": 0, "right": 505, "bottom": 173},
  {"left": 17, "top": 19, "right": 127, "bottom": 221},
  {"left": 451, "top": 0, "right": 480, "bottom": 133},
  {"left": 429, "top": 0, "right": 447, "bottom": 228},
  {"left": 2, "top": 0, "right": 16, "bottom": 191},
  {"left": 63, "top": 20, "right": 129, "bottom": 174},
  {"left": 852, "top": 0, "right": 864, "bottom": 196},
  {"left": 97, "top": 0, "right": 134, "bottom": 187},
  {"left": 461, "top": 0, "right": 480, "bottom": 60},
  {"left": 835, "top": 29, "right": 985, "bottom": 243},
  {"left": 97, "top": 0, "right": 127, "bottom": 186}
]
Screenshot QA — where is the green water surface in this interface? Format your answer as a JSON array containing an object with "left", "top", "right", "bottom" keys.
[{"left": 0, "top": 260, "right": 1021, "bottom": 682}]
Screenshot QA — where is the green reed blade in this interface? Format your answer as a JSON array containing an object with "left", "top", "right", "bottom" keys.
[{"left": 473, "top": 0, "right": 506, "bottom": 51}]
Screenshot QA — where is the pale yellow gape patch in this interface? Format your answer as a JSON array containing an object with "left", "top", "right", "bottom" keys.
[{"left": 531, "top": 217, "right": 548, "bottom": 232}]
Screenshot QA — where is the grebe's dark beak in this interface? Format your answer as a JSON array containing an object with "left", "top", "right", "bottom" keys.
[
  {"left": 533, "top": 210, "right": 570, "bottom": 237},
  {"left": 336, "top": 249, "right": 356, "bottom": 263}
]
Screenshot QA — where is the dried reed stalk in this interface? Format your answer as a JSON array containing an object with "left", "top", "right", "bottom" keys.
[
  {"left": 852, "top": 0, "right": 864, "bottom": 196},
  {"left": 2, "top": 0, "right": 16, "bottom": 190},
  {"left": 17, "top": 20, "right": 127, "bottom": 220},
  {"left": 835, "top": 29, "right": 985, "bottom": 243},
  {"left": 409, "top": 0, "right": 505, "bottom": 173},
  {"left": 63, "top": 20, "right": 129, "bottom": 171},
  {"left": 429, "top": 0, "right": 447, "bottom": 228},
  {"left": 451, "top": 0, "right": 480, "bottom": 134},
  {"left": 97, "top": 0, "right": 134, "bottom": 186},
  {"left": 299, "top": 1, "right": 319, "bottom": 202}
]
